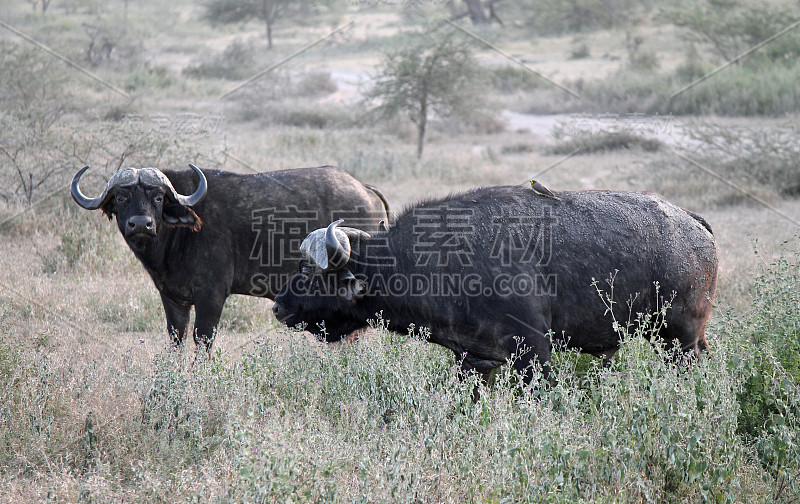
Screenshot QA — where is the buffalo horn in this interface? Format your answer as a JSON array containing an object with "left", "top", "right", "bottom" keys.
[
  {"left": 152, "top": 164, "right": 208, "bottom": 207},
  {"left": 300, "top": 221, "right": 371, "bottom": 271},
  {"left": 325, "top": 219, "right": 351, "bottom": 271},
  {"left": 177, "top": 164, "right": 208, "bottom": 206},
  {"left": 71, "top": 165, "right": 128, "bottom": 210}
]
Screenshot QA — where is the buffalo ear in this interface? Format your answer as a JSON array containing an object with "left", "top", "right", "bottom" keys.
[
  {"left": 163, "top": 203, "right": 203, "bottom": 232},
  {"left": 339, "top": 270, "right": 366, "bottom": 302},
  {"left": 101, "top": 201, "right": 115, "bottom": 221}
]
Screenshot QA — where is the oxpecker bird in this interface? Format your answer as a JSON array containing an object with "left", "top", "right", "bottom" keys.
[{"left": 529, "top": 180, "right": 561, "bottom": 201}]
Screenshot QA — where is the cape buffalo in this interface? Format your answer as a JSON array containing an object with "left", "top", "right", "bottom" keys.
[
  {"left": 71, "top": 164, "right": 389, "bottom": 351},
  {"left": 273, "top": 185, "right": 718, "bottom": 387}
]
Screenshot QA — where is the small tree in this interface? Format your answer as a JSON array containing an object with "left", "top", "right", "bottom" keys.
[
  {"left": 367, "top": 32, "right": 486, "bottom": 158},
  {"left": 202, "top": 0, "right": 308, "bottom": 50},
  {"left": 0, "top": 42, "right": 70, "bottom": 204}
]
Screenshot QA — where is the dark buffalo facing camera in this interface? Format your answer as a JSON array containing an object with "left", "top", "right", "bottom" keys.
[
  {"left": 273, "top": 185, "right": 718, "bottom": 389},
  {"left": 72, "top": 164, "right": 389, "bottom": 351}
]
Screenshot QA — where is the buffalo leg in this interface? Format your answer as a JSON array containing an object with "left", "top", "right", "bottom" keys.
[
  {"left": 661, "top": 318, "right": 709, "bottom": 363},
  {"left": 192, "top": 291, "right": 226, "bottom": 352},
  {"left": 597, "top": 348, "right": 618, "bottom": 368},
  {"left": 511, "top": 332, "right": 553, "bottom": 386},
  {"left": 458, "top": 355, "right": 493, "bottom": 402},
  {"left": 161, "top": 293, "right": 191, "bottom": 347}
]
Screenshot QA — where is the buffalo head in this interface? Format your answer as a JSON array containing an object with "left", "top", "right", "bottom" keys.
[
  {"left": 273, "top": 219, "right": 370, "bottom": 341},
  {"left": 71, "top": 164, "right": 207, "bottom": 251}
]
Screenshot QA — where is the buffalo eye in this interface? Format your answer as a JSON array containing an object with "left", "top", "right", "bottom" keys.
[
  {"left": 153, "top": 195, "right": 163, "bottom": 204},
  {"left": 115, "top": 194, "right": 128, "bottom": 204}
]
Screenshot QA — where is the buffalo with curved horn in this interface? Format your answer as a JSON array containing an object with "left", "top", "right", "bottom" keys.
[
  {"left": 273, "top": 186, "right": 718, "bottom": 393},
  {"left": 72, "top": 164, "right": 390, "bottom": 351},
  {"left": 72, "top": 164, "right": 207, "bottom": 210}
]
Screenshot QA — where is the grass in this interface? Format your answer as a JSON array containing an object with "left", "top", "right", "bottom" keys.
[{"left": 1, "top": 255, "right": 799, "bottom": 502}]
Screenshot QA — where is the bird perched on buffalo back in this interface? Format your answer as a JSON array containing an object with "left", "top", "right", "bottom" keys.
[{"left": 529, "top": 180, "right": 561, "bottom": 201}]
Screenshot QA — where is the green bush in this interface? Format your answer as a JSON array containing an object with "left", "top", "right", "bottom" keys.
[
  {"left": 721, "top": 244, "right": 800, "bottom": 451},
  {"left": 183, "top": 40, "right": 256, "bottom": 81},
  {"left": 535, "top": 59, "right": 800, "bottom": 116},
  {"left": 124, "top": 65, "right": 175, "bottom": 91},
  {"left": 586, "top": 60, "right": 800, "bottom": 116},
  {"left": 570, "top": 40, "right": 590, "bottom": 59},
  {"left": 500, "top": 0, "right": 650, "bottom": 35},
  {"left": 235, "top": 101, "right": 353, "bottom": 129},
  {"left": 678, "top": 121, "right": 800, "bottom": 200},
  {"left": 489, "top": 65, "right": 549, "bottom": 92},
  {"left": 665, "top": 60, "right": 800, "bottom": 116},
  {"left": 550, "top": 130, "right": 663, "bottom": 155}
]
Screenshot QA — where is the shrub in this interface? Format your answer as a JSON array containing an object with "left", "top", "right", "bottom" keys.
[
  {"left": 624, "top": 31, "right": 659, "bottom": 71},
  {"left": 183, "top": 40, "right": 256, "bottom": 81},
  {"left": 501, "top": 142, "right": 536, "bottom": 155},
  {"left": 570, "top": 40, "right": 590, "bottom": 59},
  {"left": 228, "top": 70, "right": 341, "bottom": 125},
  {"left": 124, "top": 64, "right": 175, "bottom": 91},
  {"left": 549, "top": 130, "right": 663, "bottom": 155},
  {"left": 489, "top": 65, "right": 549, "bottom": 92},
  {"left": 525, "top": 57, "right": 800, "bottom": 117},
  {"left": 579, "top": 59, "right": 800, "bottom": 116},
  {"left": 665, "top": 60, "right": 800, "bottom": 116},
  {"left": 722, "top": 244, "right": 800, "bottom": 445},
  {"left": 0, "top": 336, "right": 67, "bottom": 475},
  {"left": 711, "top": 243, "right": 800, "bottom": 504},
  {"left": 663, "top": 1, "right": 800, "bottom": 64},
  {"left": 233, "top": 100, "right": 353, "bottom": 129},
  {"left": 0, "top": 42, "right": 74, "bottom": 204},
  {"left": 502, "top": 0, "right": 650, "bottom": 35},
  {"left": 679, "top": 121, "right": 800, "bottom": 198}
]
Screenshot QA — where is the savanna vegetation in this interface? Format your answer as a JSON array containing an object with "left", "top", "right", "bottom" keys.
[{"left": 1, "top": 0, "right": 799, "bottom": 502}]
